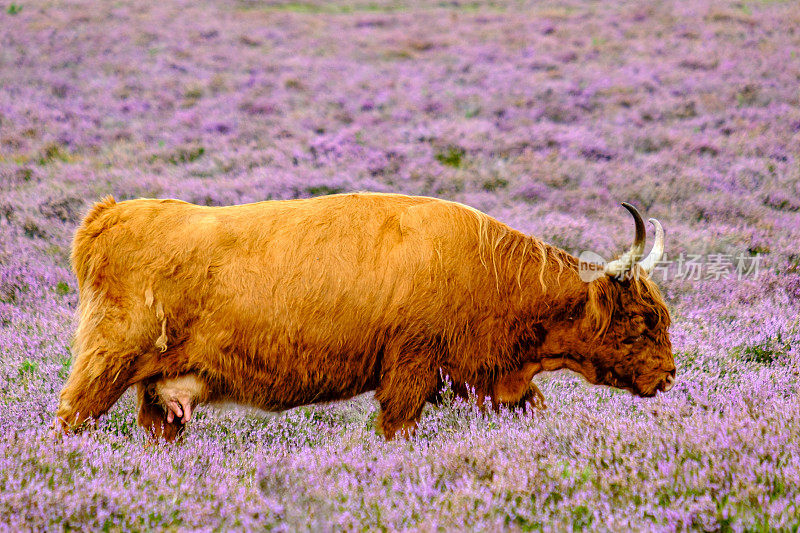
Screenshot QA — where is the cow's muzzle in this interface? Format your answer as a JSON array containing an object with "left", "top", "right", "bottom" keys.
[{"left": 659, "top": 371, "right": 676, "bottom": 393}]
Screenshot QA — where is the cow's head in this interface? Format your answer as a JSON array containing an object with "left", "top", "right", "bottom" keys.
[{"left": 565, "top": 204, "right": 675, "bottom": 397}]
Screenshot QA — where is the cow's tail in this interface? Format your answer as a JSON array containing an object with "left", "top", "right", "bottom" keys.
[
  {"left": 71, "top": 195, "right": 118, "bottom": 291},
  {"left": 71, "top": 196, "right": 170, "bottom": 357}
]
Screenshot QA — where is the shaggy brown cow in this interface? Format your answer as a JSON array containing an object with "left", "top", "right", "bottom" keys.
[{"left": 55, "top": 192, "right": 674, "bottom": 441}]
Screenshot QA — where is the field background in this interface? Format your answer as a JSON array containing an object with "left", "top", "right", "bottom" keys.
[{"left": 2, "top": 0, "right": 800, "bottom": 530}]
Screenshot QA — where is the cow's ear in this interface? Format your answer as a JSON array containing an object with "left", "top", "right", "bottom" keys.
[{"left": 586, "top": 276, "right": 615, "bottom": 338}]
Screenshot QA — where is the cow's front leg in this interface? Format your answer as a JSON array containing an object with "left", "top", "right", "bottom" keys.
[
  {"left": 509, "top": 382, "right": 547, "bottom": 412},
  {"left": 375, "top": 354, "right": 439, "bottom": 440},
  {"left": 492, "top": 362, "right": 546, "bottom": 412}
]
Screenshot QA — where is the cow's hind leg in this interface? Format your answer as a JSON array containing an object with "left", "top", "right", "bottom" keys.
[
  {"left": 137, "top": 373, "right": 211, "bottom": 441},
  {"left": 55, "top": 298, "right": 156, "bottom": 434},
  {"left": 136, "top": 379, "right": 184, "bottom": 442},
  {"left": 375, "top": 355, "right": 438, "bottom": 440},
  {"left": 55, "top": 340, "right": 142, "bottom": 433}
]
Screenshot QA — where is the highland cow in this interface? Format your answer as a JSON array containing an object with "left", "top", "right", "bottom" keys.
[{"left": 55, "top": 192, "right": 674, "bottom": 440}]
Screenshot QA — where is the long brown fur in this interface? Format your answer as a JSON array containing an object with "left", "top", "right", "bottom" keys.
[{"left": 55, "top": 192, "right": 675, "bottom": 440}]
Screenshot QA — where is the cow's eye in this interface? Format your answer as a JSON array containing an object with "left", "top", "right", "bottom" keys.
[{"left": 623, "top": 334, "right": 643, "bottom": 345}]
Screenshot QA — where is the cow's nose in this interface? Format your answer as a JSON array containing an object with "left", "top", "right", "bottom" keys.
[{"left": 662, "top": 373, "right": 675, "bottom": 392}]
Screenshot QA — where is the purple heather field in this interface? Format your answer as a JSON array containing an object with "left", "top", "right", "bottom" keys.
[{"left": 1, "top": 0, "right": 800, "bottom": 530}]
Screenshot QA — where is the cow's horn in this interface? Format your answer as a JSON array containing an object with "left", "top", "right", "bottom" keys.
[
  {"left": 638, "top": 218, "right": 664, "bottom": 274},
  {"left": 604, "top": 202, "right": 646, "bottom": 277}
]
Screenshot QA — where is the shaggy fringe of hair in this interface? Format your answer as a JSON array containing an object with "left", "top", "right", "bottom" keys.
[
  {"left": 586, "top": 271, "right": 670, "bottom": 339},
  {"left": 452, "top": 201, "right": 570, "bottom": 295},
  {"left": 454, "top": 201, "right": 668, "bottom": 341}
]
